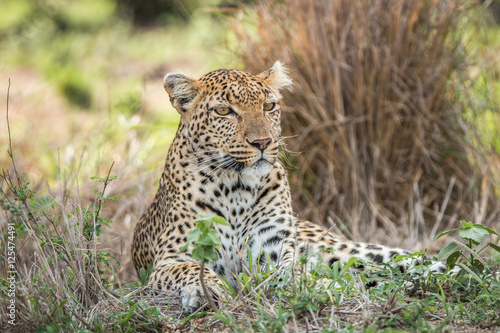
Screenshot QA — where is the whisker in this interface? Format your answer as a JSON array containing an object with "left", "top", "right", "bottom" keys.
[
  {"left": 186, "top": 149, "right": 223, "bottom": 157},
  {"left": 190, "top": 153, "right": 235, "bottom": 181},
  {"left": 200, "top": 156, "right": 233, "bottom": 175},
  {"left": 188, "top": 157, "right": 237, "bottom": 189},
  {"left": 182, "top": 149, "right": 224, "bottom": 162},
  {"left": 181, "top": 151, "right": 227, "bottom": 166}
]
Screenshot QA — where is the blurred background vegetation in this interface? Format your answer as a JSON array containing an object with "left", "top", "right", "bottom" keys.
[
  {"left": 0, "top": 0, "right": 239, "bottom": 182},
  {"left": 1, "top": 0, "right": 499, "bottom": 283}
]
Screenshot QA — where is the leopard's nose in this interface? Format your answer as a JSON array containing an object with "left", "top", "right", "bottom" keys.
[{"left": 247, "top": 138, "right": 272, "bottom": 151}]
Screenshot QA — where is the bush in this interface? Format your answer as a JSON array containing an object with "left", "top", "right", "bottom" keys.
[
  {"left": 116, "top": 0, "right": 204, "bottom": 26},
  {"left": 0, "top": 166, "right": 118, "bottom": 330},
  {"left": 234, "top": 0, "right": 500, "bottom": 244}
]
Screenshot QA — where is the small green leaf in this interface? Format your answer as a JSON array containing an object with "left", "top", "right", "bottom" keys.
[
  {"left": 30, "top": 197, "right": 57, "bottom": 213},
  {"left": 197, "top": 233, "right": 220, "bottom": 246},
  {"left": 472, "top": 224, "right": 499, "bottom": 236},
  {"left": 192, "top": 247, "right": 205, "bottom": 261},
  {"left": 139, "top": 267, "right": 147, "bottom": 284},
  {"left": 212, "top": 216, "right": 229, "bottom": 225},
  {"left": 45, "top": 323, "right": 59, "bottom": 333},
  {"left": 196, "top": 235, "right": 212, "bottom": 246},
  {"left": 437, "top": 242, "right": 458, "bottom": 261},
  {"left": 436, "top": 227, "right": 461, "bottom": 239},
  {"left": 445, "top": 251, "right": 461, "bottom": 268},
  {"left": 179, "top": 243, "right": 189, "bottom": 253},
  {"left": 186, "top": 228, "right": 201, "bottom": 243},
  {"left": 460, "top": 221, "right": 474, "bottom": 228},
  {"left": 207, "top": 230, "right": 221, "bottom": 243},
  {"left": 471, "top": 259, "right": 485, "bottom": 273},
  {"left": 459, "top": 226, "right": 489, "bottom": 245},
  {"left": 205, "top": 249, "right": 218, "bottom": 263},
  {"left": 196, "top": 219, "right": 214, "bottom": 231},
  {"left": 488, "top": 242, "right": 500, "bottom": 253}
]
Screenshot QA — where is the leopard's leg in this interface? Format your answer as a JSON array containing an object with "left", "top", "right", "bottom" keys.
[
  {"left": 150, "top": 260, "right": 225, "bottom": 312},
  {"left": 135, "top": 224, "right": 225, "bottom": 312}
]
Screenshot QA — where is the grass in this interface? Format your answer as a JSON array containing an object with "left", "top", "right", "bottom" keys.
[{"left": 0, "top": 0, "right": 499, "bottom": 331}]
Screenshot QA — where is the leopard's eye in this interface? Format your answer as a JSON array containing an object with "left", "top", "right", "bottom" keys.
[
  {"left": 215, "top": 106, "right": 232, "bottom": 116},
  {"left": 263, "top": 102, "right": 276, "bottom": 112}
]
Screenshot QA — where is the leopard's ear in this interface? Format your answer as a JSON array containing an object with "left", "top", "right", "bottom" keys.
[
  {"left": 163, "top": 73, "right": 199, "bottom": 114},
  {"left": 256, "top": 61, "right": 293, "bottom": 98}
]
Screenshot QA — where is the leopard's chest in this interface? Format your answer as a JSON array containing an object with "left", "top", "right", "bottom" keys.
[{"left": 189, "top": 174, "right": 294, "bottom": 286}]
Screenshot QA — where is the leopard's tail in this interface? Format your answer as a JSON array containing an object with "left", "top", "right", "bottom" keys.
[{"left": 295, "top": 220, "right": 458, "bottom": 276}]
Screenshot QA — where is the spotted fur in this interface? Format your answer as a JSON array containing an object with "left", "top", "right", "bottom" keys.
[{"left": 132, "top": 62, "right": 451, "bottom": 311}]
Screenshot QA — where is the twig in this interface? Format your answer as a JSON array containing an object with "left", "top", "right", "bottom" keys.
[
  {"left": 199, "top": 261, "right": 218, "bottom": 312},
  {"left": 2, "top": 82, "right": 47, "bottom": 236},
  {"left": 94, "top": 161, "right": 115, "bottom": 224},
  {"left": 6, "top": 79, "right": 16, "bottom": 175}
]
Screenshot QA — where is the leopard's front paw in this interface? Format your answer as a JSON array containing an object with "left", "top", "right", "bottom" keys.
[
  {"left": 149, "top": 262, "right": 226, "bottom": 313},
  {"left": 180, "top": 278, "right": 225, "bottom": 312}
]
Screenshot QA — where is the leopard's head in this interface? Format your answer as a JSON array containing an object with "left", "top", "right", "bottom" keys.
[{"left": 164, "top": 62, "right": 292, "bottom": 176}]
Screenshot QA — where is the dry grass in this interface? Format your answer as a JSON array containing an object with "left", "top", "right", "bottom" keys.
[
  {"left": 234, "top": 0, "right": 500, "bottom": 249},
  {"left": 0, "top": 157, "right": 156, "bottom": 331}
]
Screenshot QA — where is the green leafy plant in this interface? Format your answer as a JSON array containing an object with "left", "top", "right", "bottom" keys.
[
  {"left": 139, "top": 264, "right": 153, "bottom": 286},
  {"left": 179, "top": 215, "right": 229, "bottom": 311},
  {"left": 179, "top": 215, "right": 229, "bottom": 262},
  {"left": 437, "top": 221, "right": 499, "bottom": 275},
  {"left": 436, "top": 220, "right": 500, "bottom": 320}
]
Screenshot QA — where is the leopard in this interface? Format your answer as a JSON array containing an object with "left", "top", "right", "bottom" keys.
[{"left": 132, "top": 62, "right": 452, "bottom": 312}]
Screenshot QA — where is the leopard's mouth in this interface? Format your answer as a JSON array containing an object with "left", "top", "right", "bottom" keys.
[
  {"left": 223, "top": 145, "right": 278, "bottom": 173},
  {"left": 254, "top": 157, "right": 273, "bottom": 168},
  {"left": 223, "top": 155, "right": 275, "bottom": 172},
  {"left": 228, "top": 161, "right": 246, "bottom": 172}
]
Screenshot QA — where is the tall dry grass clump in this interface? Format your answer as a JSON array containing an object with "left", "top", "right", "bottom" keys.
[{"left": 235, "top": 0, "right": 499, "bottom": 246}]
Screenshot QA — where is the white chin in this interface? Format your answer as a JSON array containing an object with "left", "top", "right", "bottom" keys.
[{"left": 241, "top": 160, "right": 273, "bottom": 178}]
